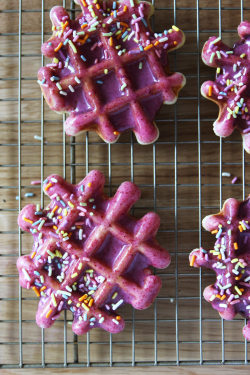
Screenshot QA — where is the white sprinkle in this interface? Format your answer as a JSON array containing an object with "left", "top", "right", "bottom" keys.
[
  {"left": 69, "top": 85, "right": 75, "bottom": 92},
  {"left": 159, "top": 37, "right": 168, "bottom": 43},
  {"left": 112, "top": 299, "right": 124, "bottom": 310},
  {"left": 75, "top": 76, "right": 81, "bottom": 84},
  {"left": 56, "top": 82, "right": 62, "bottom": 90},
  {"left": 222, "top": 172, "right": 231, "bottom": 177},
  {"left": 112, "top": 318, "right": 119, "bottom": 325},
  {"left": 219, "top": 303, "right": 227, "bottom": 308},
  {"left": 56, "top": 290, "right": 71, "bottom": 296},
  {"left": 99, "top": 317, "right": 105, "bottom": 323},
  {"left": 22, "top": 268, "right": 31, "bottom": 281},
  {"left": 60, "top": 90, "right": 67, "bottom": 96}
]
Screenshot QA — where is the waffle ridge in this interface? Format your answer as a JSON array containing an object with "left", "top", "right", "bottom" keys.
[
  {"left": 38, "top": 0, "right": 185, "bottom": 144},
  {"left": 17, "top": 170, "right": 170, "bottom": 334}
]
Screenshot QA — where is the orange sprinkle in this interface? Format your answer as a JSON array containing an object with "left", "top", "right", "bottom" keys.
[
  {"left": 46, "top": 309, "right": 53, "bottom": 319},
  {"left": 53, "top": 225, "right": 58, "bottom": 230},
  {"left": 81, "top": 23, "right": 88, "bottom": 29},
  {"left": 234, "top": 242, "right": 238, "bottom": 250},
  {"left": 31, "top": 251, "right": 36, "bottom": 259},
  {"left": 62, "top": 20, "right": 69, "bottom": 31},
  {"left": 113, "top": 131, "right": 119, "bottom": 136},
  {"left": 238, "top": 225, "right": 243, "bottom": 232},
  {"left": 154, "top": 41, "right": 160, "bottom": 47},
  {"left": 173, "top": 41, "right": 177, "bottom": 45},
  {"left": 109, "top": 37, "right": 114, "bottom": 46},
  {"left": 235, "top": 275, "right": 242, "bottom": 281},
  {"left": 123, "top": 5, "right": 128, "bottom": 12},
  {"left": 208, "top": 85, "right": 213, "bottom": 97},
  {"left": 23, "top": 217, "right": 33, "bottom": 224},
  {"left": 40, "top": 286, "right": 46, "bottom": 292},
  {"left": 52, "top": 205, "right": 58, "bottom": 213},
  {"left": 216, "top": 294, "right": 221, "bottom": 299},
  {"left": 96, "top": 3, "right": 100, "bottom": 9},
  {"left": 32, "top": 286, "right": 40, "bottom": 297},
  {"left": 54, "top": 42, "right": 63, "bottom": 52},
  {"left": 87, "top": 183, "right": 92, "bottom": 187},
  {"left": 120, "top": 22, "right": 129, "bottom": 28},
  {"left": 57, "top": 216, "right": 62, "bottom": 219},
  {"left": 217, "top": 254, "right": 222, "bottom": 259},
  {"left": 116, "top": 315, "right": 121, "bottom": 320},
  {"left": 144, "top": 44, "right": 153, "bottom": 51},
  {"left": 190, "top": 254, "right": 196, "bottom": 267},
  {"left": 88, "top": 298, "right": 94, "bottom": 307},
  {"left": 79, "top": 34, "right": 89, "bottom": 45},
  {"left": 81, "top": 0, "right": 87, "bottom": 6},
  {"left": 45, "top": 182, "right": 52, "bottom": 191},
  {"left": 79, "top": 294, "right": 88, "bottom": 302},
  {"left": 221, "top": 294, "right": 226, "bottom": 301},
  {"left": 211, "top": 229, "right": 218, "bottom": 234}
]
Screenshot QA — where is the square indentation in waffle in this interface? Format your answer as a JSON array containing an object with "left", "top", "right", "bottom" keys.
[
  {"left": 17, "top": 170, "right": 170, "bottom": 334},
  {"left": 38, "top": 0, "right": 185, "bottom": 144},
  {"left": 93, "top": 70, "right": 124, "bottom": 105}
]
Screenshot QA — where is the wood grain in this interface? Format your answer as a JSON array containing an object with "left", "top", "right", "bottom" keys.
[{"left": 0, "top": 0, "right": 249, "bottom": 371}]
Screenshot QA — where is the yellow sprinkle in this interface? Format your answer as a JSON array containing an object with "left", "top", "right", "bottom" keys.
[
  {"left": 240, "top": 53, "right": 246, "bottom": 58},
  {"left": 23, "top": 217, "right": 33, "bottom": 224},
  {"left": 216, "top": 67, "right": 221, "bottom": 74},
  {"left": 211, "top": 229, "right": 218, "bottom": 234},
  {"left": 231, "top": 258, "right": 239, "bottom": 263},
  {"left": 67, "top": 300, "right": 72, "bottom": 305},
  {"left": 87, "top": 182, "right": 92, "bottom": 187},
  {"left": 32, "top": 286, "right": 40, "bottom": 297},
  {"left": 82, "top": 303, "right": 90, "bottom": 312},
  {"left": 68, "top": 40, "right": 77, "bottom": 53},
  {"left": 68, "top": 201, "right": 74, "bottom": 208},
  {"left": 78, "top": 262, "right": 83, "bottom": 270},
  {"left": 51, "top": 293, "right": 57, "bottom": 307},
  {"left": 235, "top": 286, "right": 242, "bottom": 295},
  {"left": 40, "top": 286, "right": 46, "bottom": 292},
  {"left": 172, "top": 25, "right": 179, "bottom": 31},
  {"left": 71, "top": 272, "right": 78, "bottom": 278},
  {"left": 31, "top": 251, "right": 36, "bottom": 259},
  {"left": 46, "top": 309, "right": 53, "bottom": 319},
  {"left": 104, "top": 69, "right": 108, "bottom": 75},
  {"left": 190, "top": 254, "right": 196, "bottom": 267}
]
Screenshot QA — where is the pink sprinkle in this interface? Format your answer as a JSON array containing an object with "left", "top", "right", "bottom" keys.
[
  {"left": 62, "top": 16, "right": 69, "bottom": 21},
  {"left": 230, "top": 299, "right": 240, "bottom": 305},
  {"left": 58, "top": 62, "right": 62, "bottom": 69},
  {"left": 242, "top": 127, "right": 250, "bottom": 134},
  {"left": 30, "top": 180, "right": 41, "bottom": 185},
  {"left": 64, "top": 29, "right": 72, "bottom": 39},
  {"left": 73, "top": 35, "right": 79, "bottom": 42},
  {"left": 58, "top": 301, "right": 64, "bottom": 311},
  {"left": 231, "top": 176, "right": 238, "bottom": 184}
]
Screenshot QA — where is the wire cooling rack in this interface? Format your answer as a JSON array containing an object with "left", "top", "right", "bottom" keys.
[{"left": 0, "top": 0, "right": 250, "bottom": 369}]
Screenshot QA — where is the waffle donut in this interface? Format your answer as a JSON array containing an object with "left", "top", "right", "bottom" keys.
[
  {"left": 201, "top": 22, "right": 250, "bottom": 153},
  {"left": 38, "top": 0, "right": 185, "bottom": 144},
  {"left": 189, "top": 196, "right": 250, "bottom": 340},
  {"left": 17, "top": 170, "right": 170, "bottom": 334}
]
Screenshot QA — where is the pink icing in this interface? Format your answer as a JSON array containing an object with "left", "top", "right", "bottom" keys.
[
  {"left": 38, "top": 0, "right": 185, "bottom": 144},
  {"left": 201, "top": 21, "right": 250, "bottom": 153},
  {"left": 17, "top": 170, "right": 170, "bottom": 334},
  {"left": 190, "top": 196, "right": 250, "bottom": 340}
]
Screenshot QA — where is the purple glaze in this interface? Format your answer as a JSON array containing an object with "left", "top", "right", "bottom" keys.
[
  {"left": 38, "top": 0, "right": 185, "bottom": 144},
  {"left": 17, "top": 170, "right": 170, "bottom": 335},
  {"left": 190, "top": 196, "right": 250, "bottom": 340}
]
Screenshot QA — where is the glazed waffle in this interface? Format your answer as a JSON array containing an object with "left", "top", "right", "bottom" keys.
[
  {"left": 201, "top": 21, "right": 250, "bottom": 153},
  {"left": 17, "top": 170, "right": 170, "bottom": 334},
  {"left": 38, "top": 0, "right": 185, "bottom": 144},
  {"left": 190, "top": 196, "right": 250, "bottom": 340}
]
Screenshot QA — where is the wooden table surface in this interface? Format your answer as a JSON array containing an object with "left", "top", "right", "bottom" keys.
[{"left": 0, "top": 0, "right": 249, "bottom": 373}]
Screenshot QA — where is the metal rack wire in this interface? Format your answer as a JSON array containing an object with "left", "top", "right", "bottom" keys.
[{"left": 0, "top": 0, "right": 250, "bottom": 368}]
